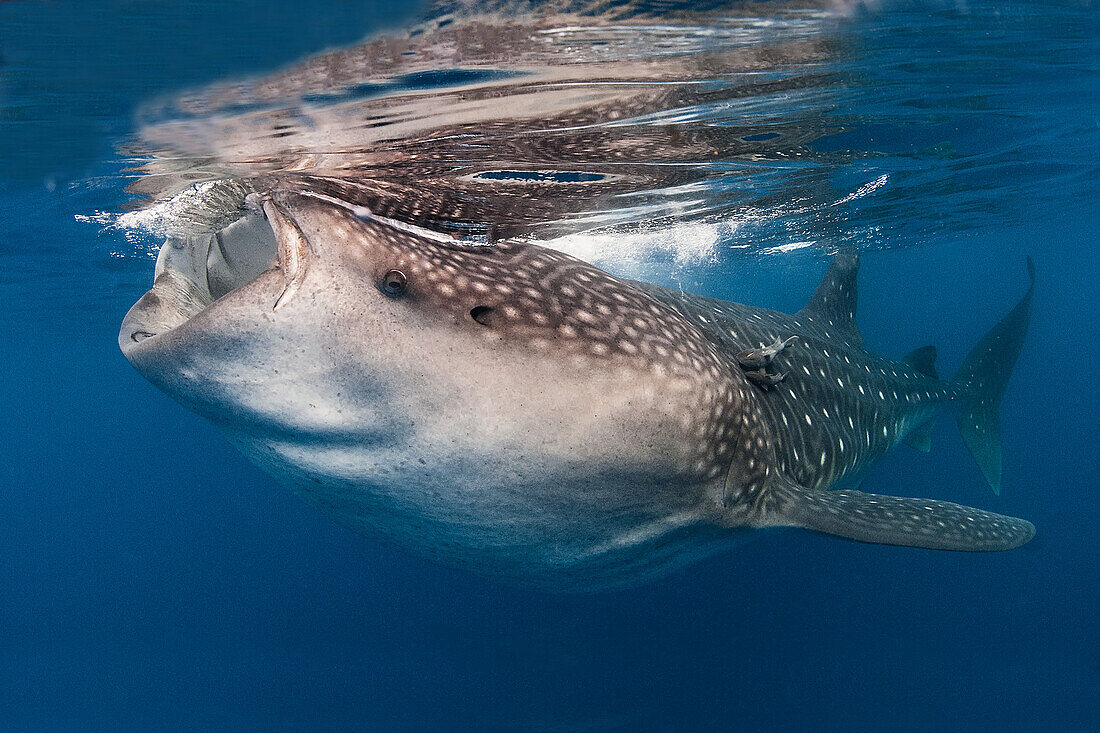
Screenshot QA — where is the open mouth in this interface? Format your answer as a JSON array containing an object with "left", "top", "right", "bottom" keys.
[{"left": 118, "top": 206, "right": 283, "bottom": 355}]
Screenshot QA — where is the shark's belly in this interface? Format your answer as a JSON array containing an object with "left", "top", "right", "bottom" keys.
[{"left": 224, "top": 430, "right": 733, "bottom": 589}]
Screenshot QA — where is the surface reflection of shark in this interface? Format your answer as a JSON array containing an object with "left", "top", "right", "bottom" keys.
[
  {"left": 120, "top": 192, "right": 1034, "bottom": 591},
  {"left": 123, "top": 0, "right": 850, "bottom": 243}
]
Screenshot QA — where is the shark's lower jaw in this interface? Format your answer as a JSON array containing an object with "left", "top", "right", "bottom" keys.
[{"left": 119, "top": 211, "right": 280, "bottom": 357}]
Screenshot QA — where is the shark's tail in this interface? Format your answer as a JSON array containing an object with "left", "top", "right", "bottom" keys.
[{"left": 952, "top": 258, "right": 1036, "bottom": 494}]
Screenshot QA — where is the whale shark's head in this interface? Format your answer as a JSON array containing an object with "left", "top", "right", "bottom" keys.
[{"left": 119, "top": 190, "right": 754, "bottom": 584}]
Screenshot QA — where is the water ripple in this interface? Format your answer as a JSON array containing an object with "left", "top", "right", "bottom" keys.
[{"left": 69, "top": 0, "right": 1100, "bottom": 276}]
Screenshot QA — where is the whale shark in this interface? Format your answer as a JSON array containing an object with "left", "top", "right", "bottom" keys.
[{"left": 119, "top": 191, "right": 1034, "bottom": 589}]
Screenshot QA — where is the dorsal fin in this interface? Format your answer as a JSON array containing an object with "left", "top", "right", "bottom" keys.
[
  {"left": 797, "top": 250, "right": 862, "bottom": 346},
  {"left": 903, "top": 345, "right": 939, "bottom": 379}
]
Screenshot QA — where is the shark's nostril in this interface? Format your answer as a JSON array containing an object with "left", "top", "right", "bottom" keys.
[
  {"left": 470, "top": 305, "right": 495, "bottom": 326},
  {"left": 131, "top": 330, "right": 155, "bottom": 342}
]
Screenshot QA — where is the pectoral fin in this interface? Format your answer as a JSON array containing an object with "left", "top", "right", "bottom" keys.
[
  {"left": 770, "top": 483, "right": 1034, "bottom": 551},
  {"left": 903, "top": 419, "right": 934, "bottom": 453}
]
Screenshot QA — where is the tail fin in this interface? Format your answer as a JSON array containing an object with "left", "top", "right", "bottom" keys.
[{"left": 953, "top": 258, "right": 1036, "bottom": 494}]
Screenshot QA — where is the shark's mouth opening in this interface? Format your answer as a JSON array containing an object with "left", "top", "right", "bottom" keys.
[{"left": 119, "top": 211, "right": 279, "bottom": 352}]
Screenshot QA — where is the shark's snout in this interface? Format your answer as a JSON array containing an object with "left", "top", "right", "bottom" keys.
[{"left": 119, "top": 271, "right": 210, "bottom": 355}]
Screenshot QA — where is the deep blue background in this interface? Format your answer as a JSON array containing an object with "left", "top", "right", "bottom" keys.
[{"left": 1, "top": 1, "right": 1096, "bottom": 730}]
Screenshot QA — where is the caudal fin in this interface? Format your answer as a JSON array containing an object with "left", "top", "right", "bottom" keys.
[{"left": 953, "top": 258, "right": 1035, "bottom": 494}]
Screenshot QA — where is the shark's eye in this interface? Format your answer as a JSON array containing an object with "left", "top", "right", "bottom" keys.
[{"left": 380, "top": 269, "right": 407, "bottom": 297}]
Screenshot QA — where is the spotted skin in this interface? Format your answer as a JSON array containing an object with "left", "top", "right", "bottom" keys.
[
  {"left": 641, "top": 277, "right": 962, "bottom": 496},
  {"left": 290, "top": 194, "right": 1034, "bottom": 553},
  {"left": 329, "top": 204, "right": 751, "bottom": 487},
  {"left": 119, "top": 193, "right": 1035, "bottom": 588}
]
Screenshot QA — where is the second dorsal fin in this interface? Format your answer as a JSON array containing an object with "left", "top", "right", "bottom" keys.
[
  {"left": 797, "top": 250, "right": 862, "bottom": 347},
  {"left": 903, "top": 345, "right": 939, "bottom": 379}
]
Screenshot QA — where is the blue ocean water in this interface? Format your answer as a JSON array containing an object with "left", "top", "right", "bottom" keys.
[{"left": 1, "top": 0, "right": 1097, "bottom": 730}]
